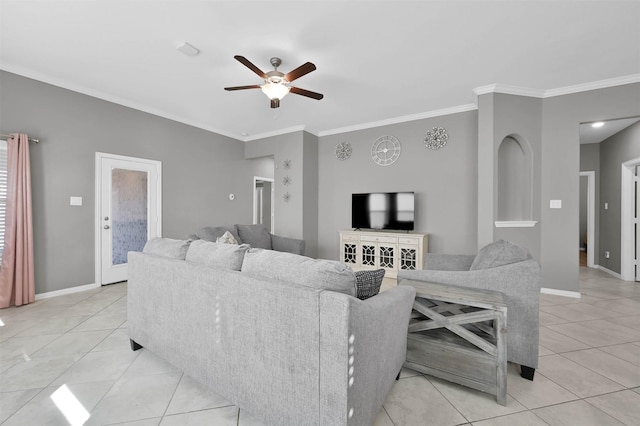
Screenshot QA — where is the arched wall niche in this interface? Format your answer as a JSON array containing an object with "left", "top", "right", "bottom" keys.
[{"left": 497, "top": 134, "right": 533, "bottom": 222}]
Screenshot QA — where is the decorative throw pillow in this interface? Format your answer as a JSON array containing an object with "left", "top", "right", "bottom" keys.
[
  {"left": 142, "top": 238, "right": 191, "bottom": 260},
  {"left": 470, "top": 239, "right": 529, "bottom": 270},
  {"left": 216, "top": 230, "right": 239, "bottom": 245},
  {"left": 186, "top": 240, "right": 250, "bottom": 271},
  {"left": 241, "top": 248, "right": 357, "bottom": 296},
  {"left": 355, "top": 269, "right": 385, "bottom": 300},
  {"left": 235, "top": 224, "right": 272, "bottom": 249}
]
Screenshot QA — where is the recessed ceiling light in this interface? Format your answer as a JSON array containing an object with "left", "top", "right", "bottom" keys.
[
  {"left": 176, "top": 42, "right": 199, "bottom": 57},
  {"left": 591, "top": 122, "right": 605, "bottom": 128}
]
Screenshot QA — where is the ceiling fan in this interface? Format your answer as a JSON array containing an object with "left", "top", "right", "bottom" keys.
[{"left": 224, "top": 55, "right": 324, "bottom": 108}]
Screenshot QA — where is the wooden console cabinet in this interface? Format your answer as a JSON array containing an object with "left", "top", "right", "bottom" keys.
[{"left": 339, "top": 230, "right": 428, "bottom": 279}]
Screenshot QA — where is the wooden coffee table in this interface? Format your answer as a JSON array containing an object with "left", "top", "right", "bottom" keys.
[{"left": 401, "top": 279, "right": 508, "bottom": 405}]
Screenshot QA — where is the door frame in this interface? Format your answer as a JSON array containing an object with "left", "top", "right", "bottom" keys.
[
  {"left": 621, "top": 157, "right": 640, "bottom": 281},
  {"left": 579, "top": 171, "right": 595, "bottom": 268},
  {"left": 94, "top": 152, "right": 162, "bottom": 286},
  {"left": 252, "top": 176, "right": 274, "bottom": 233}
]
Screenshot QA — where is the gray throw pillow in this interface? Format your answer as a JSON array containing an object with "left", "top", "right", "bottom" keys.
[
  {"left": 196, "top": 226, "right": 242, "bottom": 244},
  {"left": 235, "top": 224, "right": 272, "bottom": 249},
  {"left": 186, "top": 240, "right": 250, "bottom": 271},
  {"left": 241, "top": 248, "right": 357, "bottom": 296},
  {"left": 143, "top": 238, "right": 191, "bottom": 260},
  {"left": 355, "top": 269, "right": 385, "bottom": 300},
  {"left": 470, "top": 240, "right": 529, "bottom": 270}
]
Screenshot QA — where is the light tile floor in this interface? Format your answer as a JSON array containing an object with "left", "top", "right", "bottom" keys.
[{"left": 1, "top": 267, "right": 639, "bottom": 425}]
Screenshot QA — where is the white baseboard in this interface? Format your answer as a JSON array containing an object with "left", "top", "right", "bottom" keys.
[
  {"left": 540, "top": 288, "right": 581, "bottom": 298},
  {"left": 35, "top": 283, "right": 100, "bottom": 300},
  {"left": 595, "top": 265, "right": 623, "bottom": 280}
]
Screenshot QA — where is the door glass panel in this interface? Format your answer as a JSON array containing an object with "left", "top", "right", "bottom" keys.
[{"left": 111, "top": 168, "right": 148, "bottom": 265}]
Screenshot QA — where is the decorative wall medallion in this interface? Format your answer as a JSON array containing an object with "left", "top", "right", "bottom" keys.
[
  {"left": 282, "top": 159, "right": 291, "bottom": 169},
  {"left": 335, "top": 141, "right": 352, "bottom": 161},
  {"left": 282, "top": 176, "right": 291, "bottom": 186},
  {"left": 371, "top": 135, "right": 401, "bottom": 166},
  {"left": 283, "top": 192, "right": 291, "bottom": 202},
  {"left": 424, "top": 127, "right": 449, "bottom": 150}
]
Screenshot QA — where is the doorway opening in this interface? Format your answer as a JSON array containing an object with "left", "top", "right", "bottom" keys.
[
  {"left": 253, "top": 176, "right": 274, "bottom": 233},
  {"left": 579, "top": 171, "right": 595, "bottom": 268}
]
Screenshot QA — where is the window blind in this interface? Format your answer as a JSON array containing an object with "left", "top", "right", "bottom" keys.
[{"left": 0, "top": 140, "right": 7, "bottom": 260}]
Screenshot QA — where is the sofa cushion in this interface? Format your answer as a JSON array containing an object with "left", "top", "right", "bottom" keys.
[
  {"left": 143, "top": 237, "right": 191, "bottom": 260},
  {"left": 196, "top": 226, "right": 242, "bottom": 244},
  {"left": 186, "top": 240, "right": 250, "bottom": 271},
  {"left": 216, "top": 230, "right": 239, "bottom": 245},
  {"left": 355, "top": 269, "right": 385, "bottom": 300},
  {"left": 235, "top": 224, "right": 272, "bottom": 249},
  {"left": 241, "top": 249, "right": 357, "bottom": 296},
  {"left": 470, "top": 240, "right": 529, "bottom": 270}
]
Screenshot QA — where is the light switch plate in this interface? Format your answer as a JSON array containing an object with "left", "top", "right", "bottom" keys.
[
  {"left": 550, "top": 200, "right": 562, "bottom": 209},
  {"left": 70, "top": 196, "right": 83, "bottom": 206}
]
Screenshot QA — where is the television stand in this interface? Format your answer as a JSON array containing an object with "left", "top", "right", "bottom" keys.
[{"left": 339, "top": 230, "right": 428, "bottom": 279}]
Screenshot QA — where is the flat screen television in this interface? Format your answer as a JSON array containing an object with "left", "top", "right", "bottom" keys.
[{"left": 352, "top": 192, "right": 415, "bottom": 231}]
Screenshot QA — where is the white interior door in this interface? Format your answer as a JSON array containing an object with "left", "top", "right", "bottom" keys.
[
  {"left": 96, "top": 153, "right": 161, "bottom": 285},
  {"left": 636, "top": 166, "right": 639, "bottom": 281}
]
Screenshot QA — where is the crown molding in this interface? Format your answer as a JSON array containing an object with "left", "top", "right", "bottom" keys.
[
  {"left": 317, "top": 104, "right": 478, "bottom": 137},
  {"left": 543, "top": 74, "right": 640, "bottom": 98},
  {"left": 473, "top": 84, "right": 545, "bottom": 99},
  {"left": 0, "top": 63, "right": 243, "bottom": 141},
  {"left": 473, "top": 74, "right": 640, "bottom": 102},
  {"left": 242, "top": 125, "right": 307, "bottom": 142}
]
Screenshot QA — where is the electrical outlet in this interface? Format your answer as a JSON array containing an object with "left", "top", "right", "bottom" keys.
[{"left": 604, "top": 251, "right": 610, "bottom": 259}]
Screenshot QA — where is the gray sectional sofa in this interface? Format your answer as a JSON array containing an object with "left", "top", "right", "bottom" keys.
[
  {"left": 128, "top": 238, "right": 415, "bottom": 426},
  {"left": 190, "top": 224, "right": 305, "bottom": 255}
]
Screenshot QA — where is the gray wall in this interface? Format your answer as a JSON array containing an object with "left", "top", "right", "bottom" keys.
[
  {"left": 598, "top": 121, "right": 640, "bottom": 273},
  {"left": 580, "top": 143, "right": 600, "bottom": 261},
  {"left": 0, "top": 71, "right": 266, "bottom": 294},
  {"left": 540, "top": 83, "right": 640, "bottom": 292},
  {"left": 478, "top": 93, "right": 542, "bottom": 260},
  {"left": 244, "top": 131, "right": 319, "bottom": 256},
  {"left": 317, "top": 111, "right": 478, "bottom": 261}
]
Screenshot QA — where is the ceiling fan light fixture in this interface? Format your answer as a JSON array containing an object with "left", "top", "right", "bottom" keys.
[{"left": 261, "top": 82, "right": 290, "bottom": 100}]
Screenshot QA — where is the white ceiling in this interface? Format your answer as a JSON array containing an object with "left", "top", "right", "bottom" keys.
[
  {"left": 1, "top": 1, "right": 639, "bottom": 141},
  {"left": 579, "top": 117, "right": 640, "bottom": 145}
]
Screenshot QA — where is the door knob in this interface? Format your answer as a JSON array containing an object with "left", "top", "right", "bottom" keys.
[{"left": 103, "top": 225, "right": 110, "bottom": 230}]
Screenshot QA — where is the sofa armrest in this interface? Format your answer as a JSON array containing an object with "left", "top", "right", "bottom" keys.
[
  {"left": 422, "top": 253, "right": 476, "bottom": 271},
  {"left": 270, "top": 233, "right": 305, "bottom": 255},
  {"left": 318, "top": 286, "right": 416, "bottom": 425}
]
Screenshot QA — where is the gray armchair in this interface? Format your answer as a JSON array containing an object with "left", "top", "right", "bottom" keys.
[
  {"left": 191, "top": 224, "right": 305, "bottom": 255},
  {"left": 398, "top": 240, "right": 540, "bottom": 380}
]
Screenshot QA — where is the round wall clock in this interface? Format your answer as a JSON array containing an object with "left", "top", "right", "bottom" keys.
[
  {"left": 371, "top": 135, "right": 401, "bottom": 166},
  {"left": 335, "top": 141, "right": 352, "bottom": 161}
]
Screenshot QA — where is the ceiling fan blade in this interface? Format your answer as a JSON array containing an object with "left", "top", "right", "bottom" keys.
[
  {"left": 224, "top": 85, "right": 261, "bottom": 91},
  {"left": 290, "top": 86, "right": 324, "bottom": 100},
  {"left": 285, "top": 62, "right": 316, "bottom": 82},
  {"left": 234, "top": 55, "right": 267, "bottom": 79}
]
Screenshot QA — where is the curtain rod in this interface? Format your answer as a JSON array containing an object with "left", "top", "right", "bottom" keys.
[{"left": 0, "top": 134, "right": 39, "bottom": 143}]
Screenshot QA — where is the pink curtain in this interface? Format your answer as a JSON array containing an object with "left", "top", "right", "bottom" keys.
[{"left": 0, "top": 133, "right": 35, "bottom": 308}]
